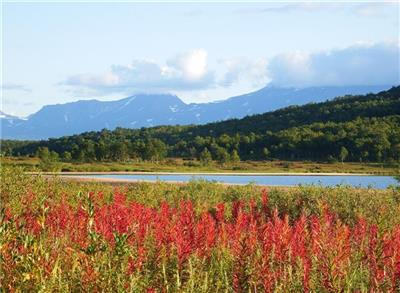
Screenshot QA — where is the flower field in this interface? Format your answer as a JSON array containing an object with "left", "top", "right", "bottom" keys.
[{"left": 1, "top": 167, "right": 400, "bottom": 292}]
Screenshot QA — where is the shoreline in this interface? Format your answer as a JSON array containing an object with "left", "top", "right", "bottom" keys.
[
  {"left": 35, "top": 172, "right": 397, "bottom": 189},
  {"left": 43, "top": 174, "right": 395, "bottom": 190},
  {"left": 28, "top": 171, "right": 382, "bottom": 176},
  {"left": 45, "top": 175, "right": 306, "bottom": 189},
  {"left": 47, "top": 175, "right": 254, "bottom": 186}
]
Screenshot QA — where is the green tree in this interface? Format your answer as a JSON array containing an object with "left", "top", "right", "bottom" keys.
[
  {"left": 230, "top": 149, "right": 240, "bottom": 163},
  {"left": 144, "top": 139, "right": 167, "bottom": 162},
  {"left": 61, "top": 151, "right": 72, "bottom": 162},
  {"left": 262, "top": 147, "right": 270, "bottom": 160},
  {"left": 50, "top": 151, "right": 59, "bottom": 162},
  {"left": 339, "top": 146, "right": 349, "bottom": 163},
  {"left": 111, "top": 141, "right": 129, "bottom": 161},
  {"left": 199, "top": 148, "right": 212, "bottom": 166},
  {"left": 37, "top": 147, "right": 60, "bottom": 171},
  {"left": 216, "top": 147, "right": 230, "bottom": 165},
  {"left": 95, "top": 141, "right": 109, "bottom": 161},
  {"left": 37, "top": 147, "right": 50, "bottom": 162}
]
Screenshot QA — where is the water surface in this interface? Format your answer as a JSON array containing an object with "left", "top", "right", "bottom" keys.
[{"left": 69, "top": 174, "right": 398, "bottom": 189}]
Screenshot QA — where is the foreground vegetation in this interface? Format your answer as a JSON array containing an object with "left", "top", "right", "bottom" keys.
[
  {"left": 2, "top": 87, "right": 400, "bottom": 165},
  {"left": 1, "top": 167, "right": 400, "bottom": 291}
]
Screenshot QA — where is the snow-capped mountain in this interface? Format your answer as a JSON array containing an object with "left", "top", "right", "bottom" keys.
[
  {"left": 0, "top": 111, "right": 23, "bottom": 120},
  {"left": 0, "top": 111, "right": 26, "bottom": 137},
  {"left": 1, "top": 85, "right": 393, "bottom": 140}
]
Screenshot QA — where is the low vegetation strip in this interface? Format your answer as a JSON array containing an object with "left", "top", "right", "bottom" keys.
[
  {"left": 1, "top": 167, "right": 400, "bottom": 291},
  {"left": 2, "top": 156, "right": 398, "bottom": 175}
]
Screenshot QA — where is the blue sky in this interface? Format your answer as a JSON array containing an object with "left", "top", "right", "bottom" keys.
[{"left": 2, "top": 1, "right": 399, "bottom": 116}]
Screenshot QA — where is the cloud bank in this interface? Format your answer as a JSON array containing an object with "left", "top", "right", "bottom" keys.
[
  {"left": 63, "top": 43, "right": 399, "bottom": 95},
  {"left": 219, "top": 57, "right": 268, "bottom": 87},
  {"left": 268, "top": 43, "right": 399, "bottom": 88},
  {"left": 64, "top": 49, "right": 215, "bottom": 94}
]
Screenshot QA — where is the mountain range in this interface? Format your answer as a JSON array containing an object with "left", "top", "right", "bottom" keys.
[{"left": 0, "top": 85, "right": 393, "bottom": 140}]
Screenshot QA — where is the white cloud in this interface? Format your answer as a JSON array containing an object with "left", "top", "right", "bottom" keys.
[
  {"left": 66, "top": 72, "right": 119, "bottom": 88},
  {"left": 352, "top": 2, "right": 398, "bottom": 17},
  {"left": 260, "top": 3, "right": 336, "bottom": 13},
  {"left": 219, "top": 57, "right": 268, "bottom": 87},
  {"left": 267, "top": 43, "right": 400, "bottom": 88},
  {"left": 243, "top": 2, "right": 398, "bottom": 18},
  {"left": 63, "top": 43, "right": 399, "bottom": 96},
  {"left": 64, "top": 49, "right": 215, "bottom": 94},
  {"left": 168, "top": 49, "right": 208, "bottom": 81},
  {"left": 1, "top": 83, "right": 31, "bottom": 93}
]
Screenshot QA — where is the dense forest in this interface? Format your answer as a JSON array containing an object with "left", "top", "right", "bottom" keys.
[{"left": 2, "top": 86, "right": 400, "bottom": 164}]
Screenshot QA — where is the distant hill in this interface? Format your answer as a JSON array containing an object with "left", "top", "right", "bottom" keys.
[
  {"left": 0, "top": 85, "right": 392, "bottom": 140},
  {"left": 4, "top": 86, "right": 400, "bottom": 163},
  {"left": 0, "top": 111, "right": 26, "bottom": 137}
]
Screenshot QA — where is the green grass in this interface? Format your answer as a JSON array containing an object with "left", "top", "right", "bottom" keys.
[{"left": 2, "top": 156, "right": 399, "bottom": 175}]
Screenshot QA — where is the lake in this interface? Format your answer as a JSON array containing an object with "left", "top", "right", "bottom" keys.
[{"left": 66, "top": 173, "right": 398, "bottom": 189}]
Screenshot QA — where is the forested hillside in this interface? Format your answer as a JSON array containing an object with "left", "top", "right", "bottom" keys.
[
  {"left": 2, "top": 85, "right": 390, "bottom": 140},
  {"left": 2, "top": 86, "right": 399, "bottom": 163}
]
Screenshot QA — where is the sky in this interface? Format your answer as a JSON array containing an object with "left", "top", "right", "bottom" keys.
[{"left": 1, "top": 1, "right": 399, "bottom": 117}]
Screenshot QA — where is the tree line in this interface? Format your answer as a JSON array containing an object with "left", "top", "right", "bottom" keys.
[{"left": 2, "top": 86, "right": 399, "bottom": 164}]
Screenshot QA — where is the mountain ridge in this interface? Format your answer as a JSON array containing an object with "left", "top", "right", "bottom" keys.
[
  {"left": 1, "top": 85, "right": 394, "bottom": 140},
  {"left": 4, "top": 86, "right": 399, "bottom": 164}
]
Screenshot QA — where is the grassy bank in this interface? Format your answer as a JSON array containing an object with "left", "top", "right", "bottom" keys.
[{"left": 2, "top": 156, "right": 399, "bottom": 175}]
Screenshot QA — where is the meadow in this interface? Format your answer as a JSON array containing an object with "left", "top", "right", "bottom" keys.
[
  {"left": 1, "top": 166, "right": 400, "bottom": 292},
  {"left": 2, "top": 156, "right": 398, "bottom": 175}
]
